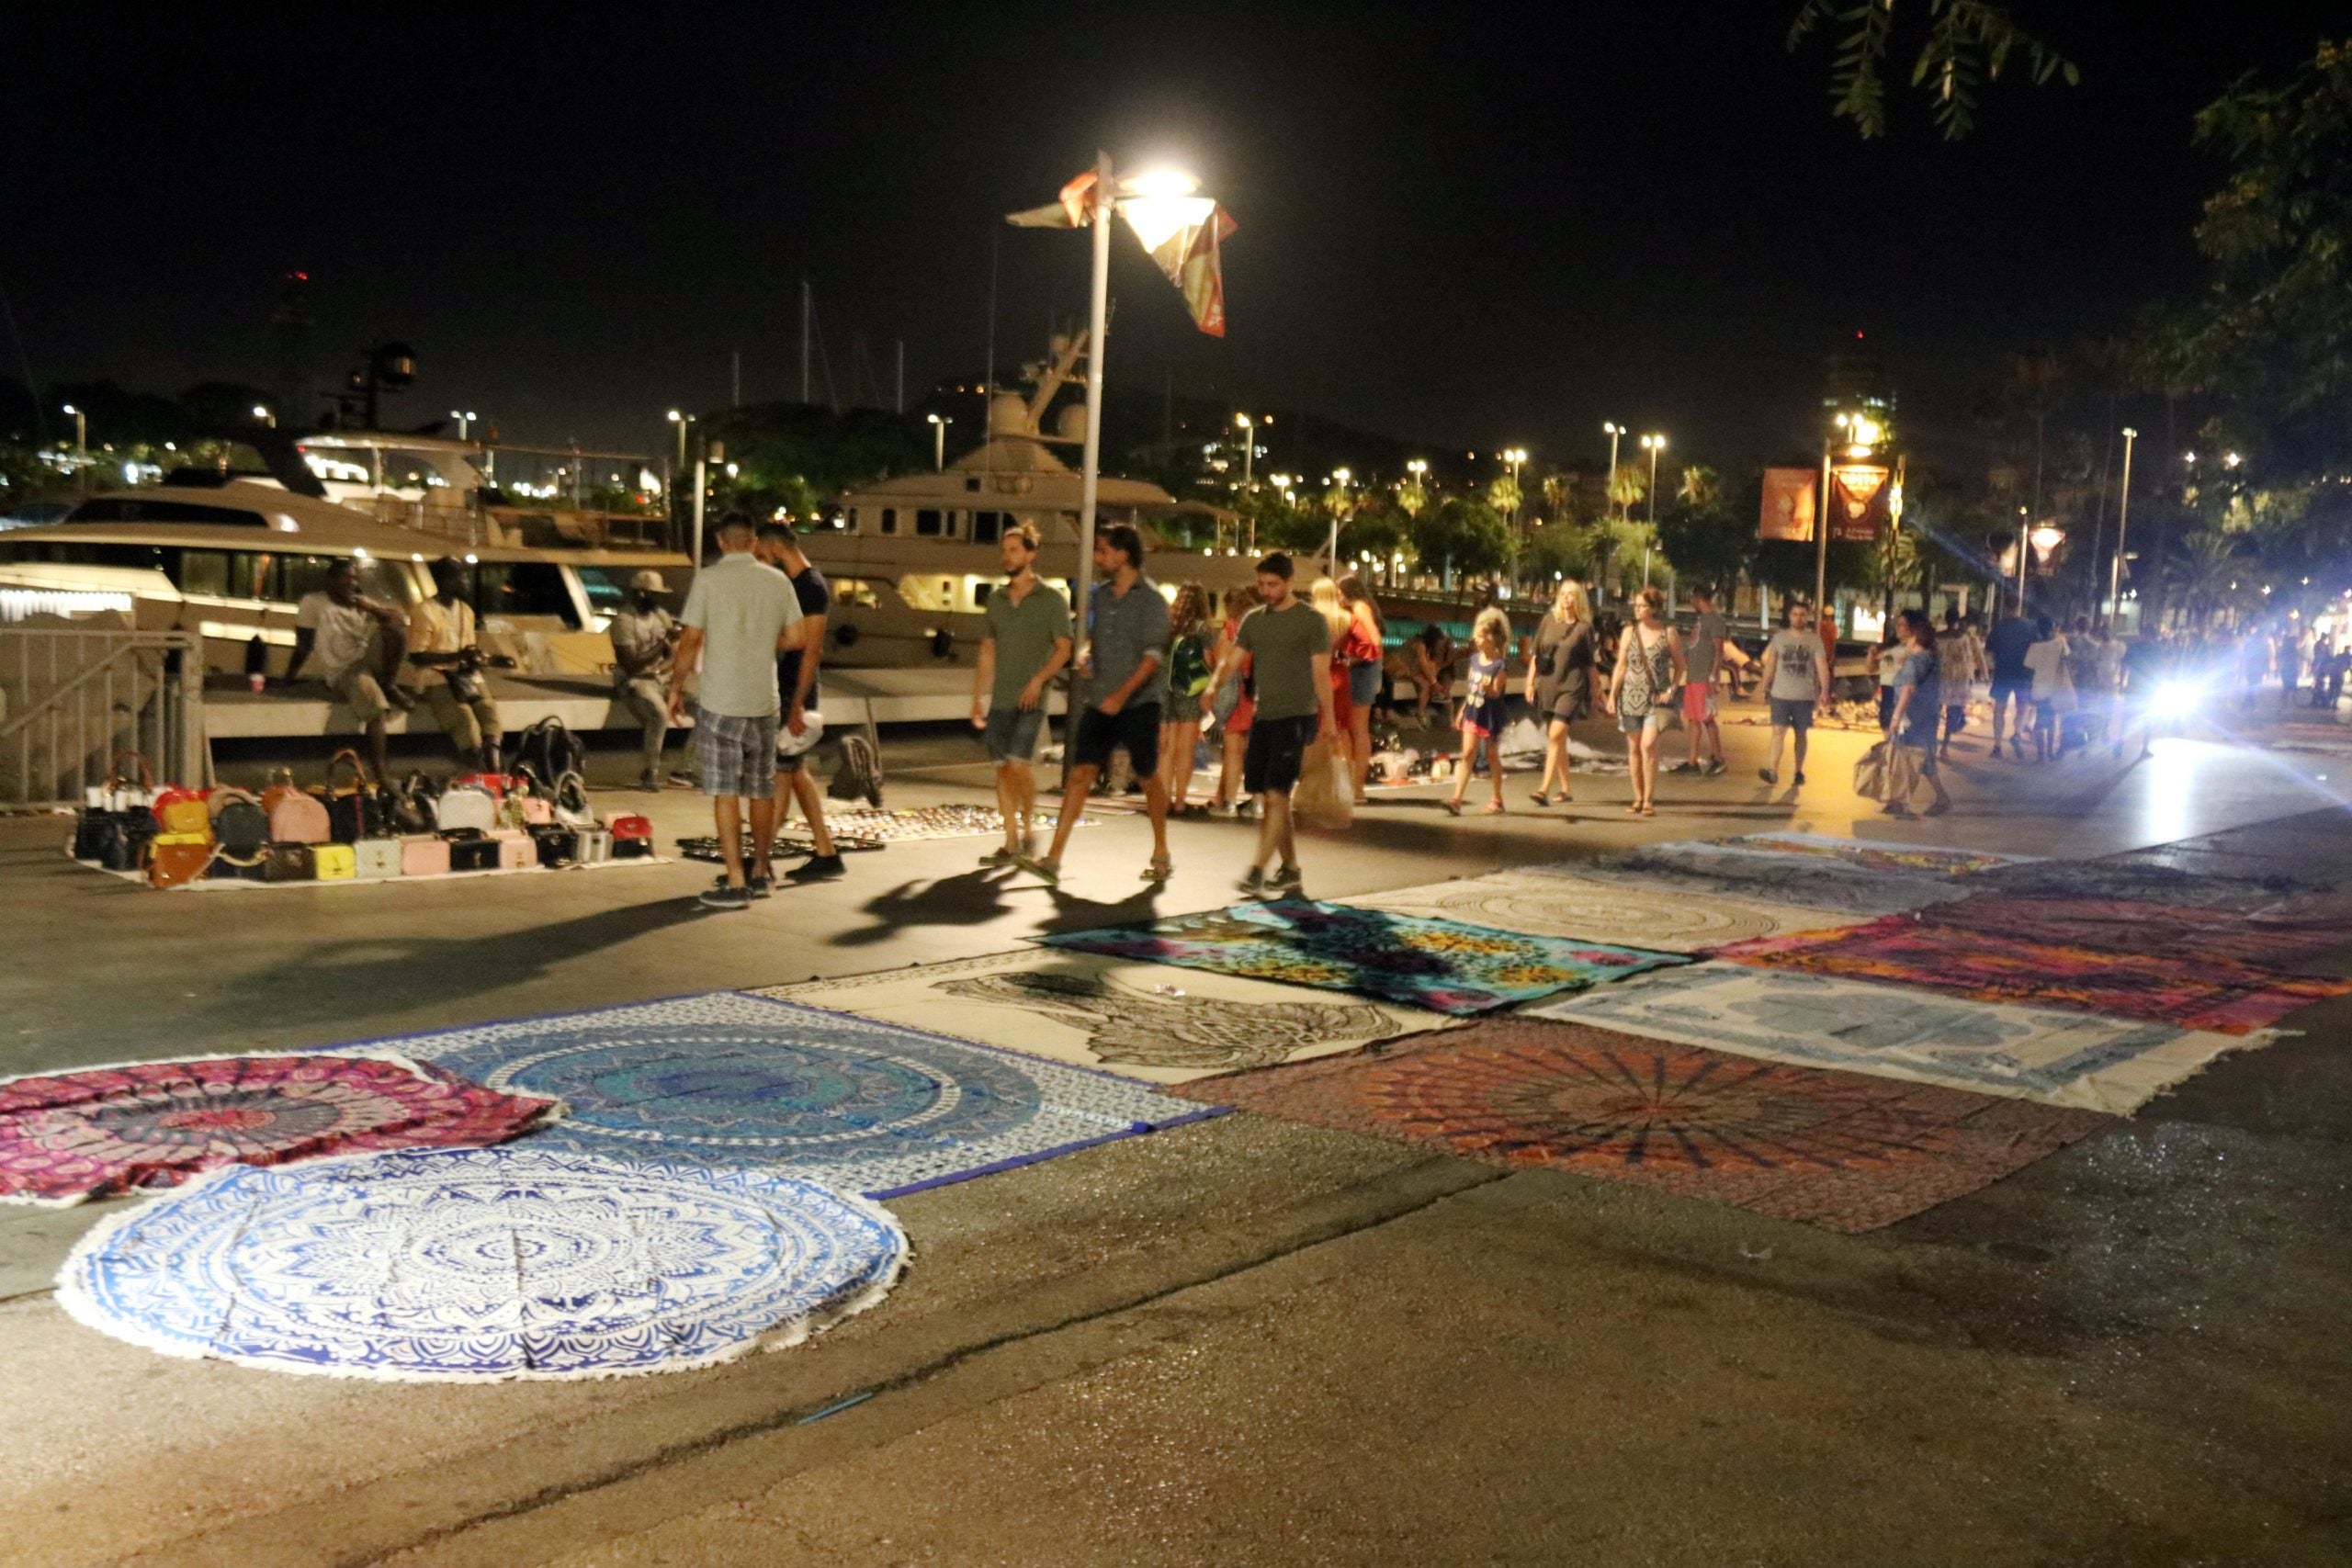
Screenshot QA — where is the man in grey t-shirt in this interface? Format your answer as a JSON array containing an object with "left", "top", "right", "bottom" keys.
[
  {"left": 667, "top": 513, "right": 810, "bottom": 909},
  {"left": 1756, "top": 600, "right": 1823, "bottom": 788},
  {"left": 1671, "top": 584, "right": 1736, "bottom": 776},
  {"left": 1212, "top": 552, "right": 1334, "bottom": 896},
  {"left": 1029, "top": 525, "right": 1172, "bottom": 885}
]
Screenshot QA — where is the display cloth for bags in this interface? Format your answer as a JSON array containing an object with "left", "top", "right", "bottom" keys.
[
  {"left": 1551, "top": 840, "right": 1973, "bottom": 917},
  {"left": 1043, "top": 899, "right": 1690, "bottom": 1016},
  {"left": 763, "top": 951, "right": 1456, "bottom": 1085},
  {"left": 421, "top": 992, "right": 1220, "bottom": 1199},
  {"left": 1526, "top": 963, "right": 2287, "bottom": 1115},
  {"left": 1712, "top": 918, "right": 2352, "bottom": 1035},
  {"left": 58, "top": 1145, "right": 907, "bottom": 1381},
  {"left": 1343, "top": 871, "right": 1858, "bottom": 953},
  {"left": 0, "top": 1051, "right": 556, "bottom": 1205},
  {"left": 1182, "top": 1016, "right": 2103, "bottom": 1233}
]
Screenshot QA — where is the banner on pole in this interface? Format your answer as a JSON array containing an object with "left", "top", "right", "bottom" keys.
[
  {"left": 1829, "top": 465, "right": 1892, "bottom": 543},
  {"left": 1759, "top": 467, "right": 1816, "bottom": 542}
]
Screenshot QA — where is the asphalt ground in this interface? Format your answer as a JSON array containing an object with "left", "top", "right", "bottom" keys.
[{"left": 3, "top": 694, "right": 2347, "bottom": 1566}]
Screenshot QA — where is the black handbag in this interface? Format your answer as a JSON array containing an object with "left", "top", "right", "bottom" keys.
[
  {"left": 73, "top": 808, "right": 124, "bottom": 863},
  {"left": 389, "top": 772, "right": 439, "bottom": 835},
  {"left": 529, "top": 823, "right": 577, "bottom": 866},
  {"left": 262, "top": 844, "right": 316, "bottom": 883},
  {"left": 322, "top": 750, "right": 392, "bottom": 844},
  {"left": 447, "top": 835, "right": 500, "bottom": 872}
]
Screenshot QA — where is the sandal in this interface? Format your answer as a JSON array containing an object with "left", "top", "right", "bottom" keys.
[
  {"left": 1143, "top": 856, "right": 1172, "bottom": 882},
  {"left": 1483, "top": 801, "right": 1506, "bottom": 815},
  {"left": 1442, "top": 799, "right": 1463, "bottom": 818},
  {"left": 1637, "top": 804, "right": 1656, "bottom": 817},
  {"left": 1529, "top": 791, "right": 1555, "bottom": 807}
]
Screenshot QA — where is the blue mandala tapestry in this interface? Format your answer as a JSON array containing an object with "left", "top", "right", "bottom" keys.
[
  {"left": 419, "top": 993, "right": 1218, "bottom": 1197},
  {"left": 1042, "top": 900, "right": 1690, "bottom": 1015},
  {"left": 58, "top": 1145, "right": 907, "bottom": 1381}
]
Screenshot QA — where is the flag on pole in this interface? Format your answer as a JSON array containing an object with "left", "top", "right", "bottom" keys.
[{"left": 1008, "top": 169, "right": 1238, "bottom": 336}]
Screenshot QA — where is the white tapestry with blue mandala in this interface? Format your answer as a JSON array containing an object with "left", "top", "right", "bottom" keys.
[
  {"left": 57, "top": 1145, "right": 908, "bottom": 1381},
  {"left": 416, "top": 992, "right": 1221, "bottom": 1197}
]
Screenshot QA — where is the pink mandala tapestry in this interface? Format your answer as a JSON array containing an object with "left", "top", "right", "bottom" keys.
[
  {"left": 0, "top": 1053, "right": 559, "bottom": 1205},
  {"left": 1185, "top": 1019, "right": 2104, "bottom": 1233}
]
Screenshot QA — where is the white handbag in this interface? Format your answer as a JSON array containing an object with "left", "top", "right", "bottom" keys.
[{"left": 434, "top": 782, "right": 500, "bottom": 833}]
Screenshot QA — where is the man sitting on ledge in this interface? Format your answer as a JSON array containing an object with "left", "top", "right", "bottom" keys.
[{"left": 285, "top": 558, "right": 409, "bottom": 779}]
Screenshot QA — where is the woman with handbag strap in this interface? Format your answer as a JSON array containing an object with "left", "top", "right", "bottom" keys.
[{"left": 1604, "top": 585, "right": 1687, "bottom": 818}]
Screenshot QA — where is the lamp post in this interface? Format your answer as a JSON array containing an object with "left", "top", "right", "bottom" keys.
[
  {"left": 449, "top": 410, "right": 477, "bottom": 442},
  {"left": 1602, "top": 422, "right": 1623, "bottom": 516},
  {"left": 253, "top": 404, "right": 274, "bottom": 429},
  {"left": 2109, "top": 426, "right": 2137, "bottom": 624},
  {"left": 1327, "top": 467, "right": 1351, "bottom": 570},
  {"left": 1639, "top": 433, "right": 1666, "bottom": 583},
  {"left": 1234, "top": 412, "right": 1260, "bottom": 494},
  {"left": 927, "top": 412, "right": 952, "bottom": 472},
  {"left": 62, "top": 403, "right": 86, "bottom": 461}
]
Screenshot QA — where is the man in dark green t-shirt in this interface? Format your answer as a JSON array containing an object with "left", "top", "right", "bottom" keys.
[
  {"left": 1212, "top": 552, "right": 1334, "bottom": 895},
  {"left": 970, "top": 523, "right": 1073, "bottom": 865}
]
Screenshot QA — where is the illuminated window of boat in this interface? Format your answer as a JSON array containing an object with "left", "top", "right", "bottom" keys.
[
  {"left": 831, "top": 578, "right": 879, "bottom": 611},
  {"left": 915, "top": 510, "right": 943, "bottom": 536}
]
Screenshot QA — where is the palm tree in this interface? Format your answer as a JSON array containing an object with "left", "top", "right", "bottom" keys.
[
  {"left": 1676, "top": 465, "right": 1720, "bottom": 507},
  {"left": 1606, "top": 463, "right": 1647, "bottom": 521}
]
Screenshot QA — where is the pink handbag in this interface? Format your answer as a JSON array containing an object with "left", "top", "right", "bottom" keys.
[
  {"left": 400, "top": 835, "right": 451, "bottom": 876},
  {"left": 489, "top": 829, "right": 531, "bottom": 870},
  {"left": 269, "top": 791, "right": 332, "bottom": 844}
]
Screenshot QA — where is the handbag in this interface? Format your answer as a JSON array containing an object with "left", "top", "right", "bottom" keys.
[
  {"left": 447, "top": 836, "right": 500, "bottom": 873},
  {"left": 262, "top": 844, "right": 316, "bottom": 883},
  {"left": 209, "top": 788, "right": 272, "bottom": 860},
  {"left": 552, "top": 771, "right": 596, "bottom": 829},
  {"left": 435, "top": 781, "right": 501, "bottom": 833},
  {"left": 354, "top": 838, "right": 404, "bottom": 879},
  {"left": 153, "top": 784, "right": 210, "bottom": 840},
  {"left": 608, "top": 813, "right": 653, "bottom": 859},
  {"left": 311, "top": 843, "right": 357, "bottom": 881},
  {"left": 319, "top": 750, "right": 388, "bottom": 844},
  {"left": 529, "top": 824, "right": 578, "bottom": 866},
  {"left": 146, "top": 834, "right": 215, "bottom": 889},
  {"left": 390, "top": 772, "right": 439, "bottom": 835},
  {"left": 1853, "top": 742, "right": 1892, "bottom": 803},
  {"left": 264, "top": 762, "right": 331, "bottom": 843},
  {"left": 260, "top": 766, "right": 304, "bottom": 816},
  {"left": 400, "top": 835, "right": 451, "bottom": 876},
  {"left": 489, "top": 829, "right": 531, "bottom": 870},
  {"left": 571, "top": 828, "right": 613, "bottom": 863}
]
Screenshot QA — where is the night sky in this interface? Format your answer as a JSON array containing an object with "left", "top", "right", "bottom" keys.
[{"left": 10, "top": 5, "right": 2343, "bottom": 473}]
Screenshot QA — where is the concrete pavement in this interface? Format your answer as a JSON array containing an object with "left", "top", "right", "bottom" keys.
[{"left": 3, "top": 697, "right": 2348, "bottom": 1566}]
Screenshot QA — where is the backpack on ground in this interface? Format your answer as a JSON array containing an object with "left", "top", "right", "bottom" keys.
[{"left": 511, "top": 716, "right": 583, "bottom": 788}]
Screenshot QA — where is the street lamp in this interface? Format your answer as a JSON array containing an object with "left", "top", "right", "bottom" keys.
[
  {"left": 1328, "top": 467, "right": 1352, "bottom": 569},
  {"left": 926, "top": 412, "right": 953, "bottom": 472},
  {"left": 253, "top": 403, "right": 275, "bottom": 429},
  {"left": 2109, "top": 427, "right": 2137, "bottom": 622},
  {"left": 666, "top": 409, "right": 692, "bottom": 475},
  {"left": 1602, "top": 422, "right": 1623, "bottom": 516},
  {"left": 448, "top": 410, "right": 478, "bottom": 441},
  {"left": 1234, "top": 412, "right": 1261, "bottom": 493},
  {"left": 62, "top": 403, "right": 86, "bottom": 460}
]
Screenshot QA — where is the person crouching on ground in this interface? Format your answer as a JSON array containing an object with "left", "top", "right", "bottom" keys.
[
  {"left": 971, "top": 522, "right": 1073, "bottom": 867},
  {"left": 1444, "top": 607, "right": 1510, "bottom": 816},
  {"left": 1882, "top": 608, "right": 1953, "bottom": 818},
  {"left": 1212, "top": 552, "right": 1333, "bottom": 895},
  {"left": 609, "top": 570, "right": 680, "bottom": 791},
  {"left": 285, "top": 558, "right": 409, "bottom": 781},
  {"left": 666, "top": 513, "right": 808, "bottom": 910},
  {"left": 1027, "top": 524, "right": 1173, "bottom": 886},
  {"left": 404, "top": 558, "right": 505, "bottom": 775},
  {"left": 1606, "top": 585, "right": 1686, "bottom": 818}
]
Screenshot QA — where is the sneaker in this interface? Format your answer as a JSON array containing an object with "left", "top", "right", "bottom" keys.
[
  {"left": 1665, "top": 760, "right": 1700, "bottom": 774},
  {"left": 637, "top": 772, "right": 662, "bottom": 794},
  {"left": 1271, "top": 862, "right": 1305, "bottom": 893},
  {"left": 1758, "top": 768, "right": 1778, "bottom": 784},
  {"left": 1703, "top": 759, "right": 1726, "bottom": 777},
  {"left": 1236, "top": 866, "right": 1266, "bottom": 897},
  {"left": 1793, "top": 771, "right": 1807, "bottom": 785},
  {"left": 748, "top": 873, "right": 774, "bottom": 899},
  {"left": 786, "top": 853, "right": 846, "bottom": 883},
  {"left": 697, "top": 884, "right": 752, "bottom": 911}
]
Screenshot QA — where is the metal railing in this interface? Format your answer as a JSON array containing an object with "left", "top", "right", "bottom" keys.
[{"left": 0, "top": 629, "right": 206, "bottom": 808}]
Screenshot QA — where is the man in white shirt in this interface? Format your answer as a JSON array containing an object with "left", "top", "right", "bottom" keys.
[
  {"left": 405, "top": 558, "right": 504, "bottom": 773},
  {"left": 285, "top": 558, "right": 409, "bottom": 779},
  {"left": 667, "top": 514, "right": 813, "bottom": 910}
]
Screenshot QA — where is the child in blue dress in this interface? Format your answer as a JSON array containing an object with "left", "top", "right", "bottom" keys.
[{"left": 1445, "top": 607, "right": 1511, "bottom": 816}]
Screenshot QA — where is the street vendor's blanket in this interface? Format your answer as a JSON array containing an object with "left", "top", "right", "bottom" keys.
[
  {"left": 1182, "top": 1017, "right": 2102, "bottom": 1233},
  {"left": 1712, "top": 917, "right": 2352, "bottom": 1035},
  {"left": 58, "top": 1145, "right": 906, "bottom": 1381},
  {"left": 1911, "top": 895, "right": 2348, "bottom": 966},
  {"left": 422, "top": 993, "right": 1216, "bottom": 1198},
  {"left": 1344, "top": 871, "right": 1856, "bottom": 953},
  {"left": 0, "top": 1052, "right": 557, "bottom": 1206},
  {"left": 1042, "top": 900, "right": 1689, "bottom": 1016},
  {"left": 1542, "top": 841, "right": 1970, "bottom": 917},
  {"left": 1707, "top": 831, "right": 2039, "bottom": 877},
  {"left": 762, "top": 952, "right": 1454, "bottom": 1085},
  {"left": 1532, "top": 964, "right": 2286, "bottom": 1113},
  {"left": 1963, "top": 854, "right": 2324, "bottom": 911}
]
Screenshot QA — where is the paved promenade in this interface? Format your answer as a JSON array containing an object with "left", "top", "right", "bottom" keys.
[{"left": 3, "top": 698, "right": 2347, "bottom": 1567}]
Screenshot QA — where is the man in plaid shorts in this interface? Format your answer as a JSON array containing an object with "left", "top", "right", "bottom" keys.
[{"left": 666, "top": 513, "right": 808, "bottom": 909}]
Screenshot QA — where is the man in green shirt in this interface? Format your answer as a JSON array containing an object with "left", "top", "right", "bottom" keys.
[
  {"left": 1211, "top": 552, "right": 1334, "bottom": 895},
  {"left": 970, "top": 523, "right": 1073, "bottom": 867}
]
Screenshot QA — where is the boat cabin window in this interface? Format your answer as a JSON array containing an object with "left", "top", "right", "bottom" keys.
[
  {"left": 473, "top": 561, "right": 580, "bottom": 626},
  {"left": 964, "top": 477, "right": 982, "bottom": 493},
  {"left": 914, "top": 509, "right": 943, "bottom": 536},
  {"left": 63, "top": 499, "right": 267, "bottom": 527},
  {"left": 831, "top": 578, "right": 879, "bottom": 610},
  {"left": 571, "top": 566, "right": 628, "bottom": 623},
  {"left": 972, "top": 511, "right": 1004, "bottom": 543},
  {"left": 0, "top": 540, "right": 415, "bottom": 605},
  {"left": 878, "top": 508, "right": 898, "bottom": 535}
]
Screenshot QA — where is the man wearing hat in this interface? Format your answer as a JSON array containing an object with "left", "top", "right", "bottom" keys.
[{"left": 610, "top": 568, "right": 680, "bottom": 791}]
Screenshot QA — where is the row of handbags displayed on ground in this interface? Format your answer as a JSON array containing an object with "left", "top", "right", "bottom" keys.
[{"left": 72, "top": 751, "right": 653, "bottom": 887}]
